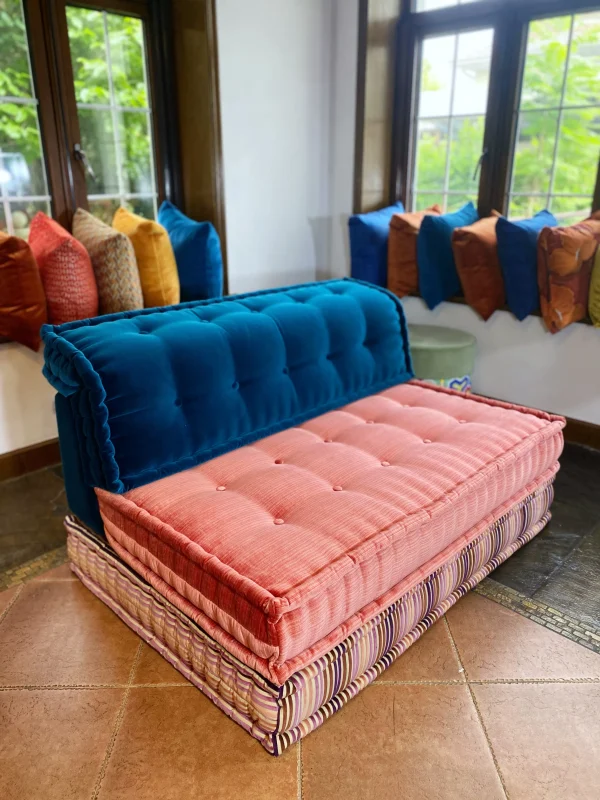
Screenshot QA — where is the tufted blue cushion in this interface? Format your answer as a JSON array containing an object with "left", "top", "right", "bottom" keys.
[
  {"left": 42, "top": 279, "right": 413, "bottom": 505},
  {"left": 417, "top": 202, "right": 479, "bottom": 310},
  {"left": 497, "top": 210, "right": 557, "bottom": 321},
  {"left": 158, "top": 200, "right": 223, "bottom": 301},
  {"left": 349, "top": 203, "right": 404, "bottom": 287}
]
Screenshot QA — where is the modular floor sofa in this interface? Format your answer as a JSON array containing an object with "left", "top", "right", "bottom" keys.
[{"left": 42, "top": 278, "right": 564, "bottom": 755}]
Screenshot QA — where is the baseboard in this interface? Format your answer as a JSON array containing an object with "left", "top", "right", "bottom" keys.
[
  {"left": 563, "top": 417, "right": 600, "bottom": 450},
  {"left": 0, "top": 439, "right": 61, "bottom": 482}
]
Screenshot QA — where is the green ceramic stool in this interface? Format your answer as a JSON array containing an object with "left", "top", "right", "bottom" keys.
[{"left": 408, "top": 324, "right": 476, "bottom": 393}]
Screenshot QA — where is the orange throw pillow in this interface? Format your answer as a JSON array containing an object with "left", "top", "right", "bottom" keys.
[
  {"left": 452, "top": 215, "right": 504, "bottom": 321},
  {"left": 0, "top": 232, "right": 47, "bottom": 350},
  {"left": 537, "top": 218, "right": 600, "bottom": 333},
  {"left": 387, "top": 206, "right": 441, "bottom": 296},
  {"left": 29, "top": 213, "right": 98, "bottom": 325}
]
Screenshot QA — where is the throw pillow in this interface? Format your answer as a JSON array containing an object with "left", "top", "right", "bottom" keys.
[
  {"left": 348, "top": 202, "right": 404, "bottom": 287},
  {"left": 72, "top": 208, "right": 143, "bottom": 315},
  {"left": 29, "top": 212, "right": 98, "bottom": 325},
  {"left": 496, "top": 209, "right": 557, "bottom": 321},
  {"left": 112, "top": 207, "right": 180, "bottom": 308},
  {"left": 0, "top": 232, "right": 47, "bottom": 350},
  {"left": 416, "top": 202, "right": 479, "bottom": 309},
  {"left": 157, "top": 200, "right": 223, "bottom": 301},
  {"left": 452, "top": 214, "right": 504, "bottom": 321},
  {"left": 538, "top": 218, "right": 600, "bottom": 333},
  {"left": 387, "top": 205, "right": 441, "bottom": 297}
]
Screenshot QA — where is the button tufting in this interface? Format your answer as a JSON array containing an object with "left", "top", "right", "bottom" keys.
[
  {"left": 381, "top": 460, "right": 390, "bottom": 467},
  {"left": 324, "top": 438, "right": 333, "bottom": 443},
  {"left": 273, "top": 518, "right": 285, "bottom": 525},
  {"left": 232, "top": 381, "right": 239, "bottom": 390},
  {"left": 458, "top": 419, "right": 467, "bottom": 424},
  {"left": 274, "top": 458, "right": 283, "bottom": 465},
  {"left": 332, "top": 485, "right": 343, "bottom": 491},
  {"left": 423, "top": 438, "right": 432, "bottom": 444},
  {"left": 216, "top": 485, "right": 226, "bottom": 491},
  {"left": 366, "top": 419, "right": 374, "bottom": 424}
]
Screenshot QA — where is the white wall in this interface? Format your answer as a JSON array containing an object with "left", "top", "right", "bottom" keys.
[
  {"left": 216, "top": 0, "right": 357, "bottom": 293},
  {"left": 403, "top": 297, "right": 600, "bottom": 425},
  {"left": 0, "top": 343, "right": 57, "bottom": 454}
]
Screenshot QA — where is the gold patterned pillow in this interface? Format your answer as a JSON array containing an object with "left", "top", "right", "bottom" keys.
[{"left": 72, "top": 208, "right": 143, "bottom": 315}]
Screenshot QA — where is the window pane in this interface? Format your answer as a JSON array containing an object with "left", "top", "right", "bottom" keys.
[
  {"left": 452, "top": 30, "right": 493, "bottom": 116},
  {"left": 107, "top": 13, "right": 147, "bottom": 108},
  {"left": 553, "top": 109, "right": 600, "bottom": 197},
  {"left": 78, "top": 108, "right": 118, "bottom": 195},
  {"left": 448, "top": 116, "right": 485, "bottom": 192},
  {"left": 129, "top": 196, "right": 156, "bottom": 219},
  {"left": 66, "top": 6, "right": 157, "bottom": 217},
  {"left": 511, "top": 110, "right": 558, "bottom": 196},
  {"left": 0, "top": 0, "right": 51, "bottom": 236},
  {"left": 412, "top": 29, "right": 492, "bottom": 211},
  {"left": 549, "top": 196, "right": 592, "bottom": 226},
  {"left": 118, "top": 112, "right": 153, "bottom": 195},
  {"left": 66, "top": 6, "right": 109, "bottom": 104},
  {"left": 520, "top": 17, "right": 571, "bottom": 110},
  {"left": 414, "top": 192, "right": 444, "bottom": 211},
  {"left": 509, "top": 196, "right": 547, "bottom": 220},
  {"left": 509, "top": 12, "right": 600, "bottom": 218},
  {"left": 414, "top": 119, "right": 448, "bottom": 191},
  {"left": 564, "top": 11, "right": 600, "bottom": 107},
  {"left": 419, "top": 36, "right": 455, "bottom": 118},
  {"left": 88, "top": 197, "right": 119, "bottom": 225}
]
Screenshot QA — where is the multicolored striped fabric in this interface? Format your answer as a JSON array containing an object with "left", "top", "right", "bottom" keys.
[{"left": 66, "top": 476, "right": 553, "bottom": 755}]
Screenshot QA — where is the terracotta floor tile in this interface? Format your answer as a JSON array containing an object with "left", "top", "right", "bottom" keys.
[
  {"left": 0, "top": 585, "right": 20, "bottom": 617},
  {"left": 0, "top": 688, "right": 124, "bottom": 800},
  {"left": 33, "top": 562, "right": 75, "bottom": 580},
  {"left": 302, "top": 683, "right": 504, "bottom": 800},
  {"left": 446, "top": 592, "right": 600, "bottom": 680},
  {"left": 380, "top": 618, "right": 462, "bottom": 682},
  {"left": 98, "top": 686, "right": 297, "bottom": 799},
  {"left": 132, "top": 645, "right": 190, "bottom": 685},
  {"left": 0, "top": 581, "right": 141, "bottom": 686},
  {"left": 473, "top": 682, "right": 600, "bottom": 800}
]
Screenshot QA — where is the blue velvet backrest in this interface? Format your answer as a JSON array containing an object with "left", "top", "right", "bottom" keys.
[{"left": 43, "top": 279, "right": 413, "bottom": 507}]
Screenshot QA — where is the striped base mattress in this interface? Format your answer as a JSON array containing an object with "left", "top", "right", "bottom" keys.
[{"left": 65, "top": 475, "right": 554, "bottom": 756}]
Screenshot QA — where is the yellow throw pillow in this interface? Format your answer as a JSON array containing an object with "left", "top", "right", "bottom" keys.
[
  {"left": 588, "top": 244, "right": 600, "bottom": 327},
  {"left": 112, "top": 207, "right": 180, "bottom": 308}
]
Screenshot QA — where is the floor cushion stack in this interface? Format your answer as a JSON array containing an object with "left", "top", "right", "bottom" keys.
[{"left": 41, "top": 278, "right": 564, "bottom": 754}]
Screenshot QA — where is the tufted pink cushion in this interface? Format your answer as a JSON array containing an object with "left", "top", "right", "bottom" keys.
[{"left": 97, "top": 381, "right": 564, "bottom": 683}]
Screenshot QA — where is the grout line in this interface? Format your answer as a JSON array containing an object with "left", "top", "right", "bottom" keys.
[
  {"left": 0, "top": 584, "right": 24, "bottom": 627},
  {"left": 90, "top": 641, "right": 144, "bottom": 800},
  {"left": 297, "top": 738, "right": 303, "bottom": 800},
  {"left": 469, "top": 677, "right": 600, "bottom": 685},
  {"left": 444, "top": 616, "right": 511, "bottom": 800},
  {"left": 443, "top": 616, "right": 467, "bottom": 683},
  {"left": 373, "top": 679, "right": 465, "bottom": 686}
]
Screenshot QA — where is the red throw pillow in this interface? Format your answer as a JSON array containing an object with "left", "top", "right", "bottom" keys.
[
  {"left": 29, "top": 212, "right": 98, "bottom": 325},
  {"left": 452, "top": 215, "right": 504, "bottom": 321},
  {"left": 387, "top": 206, "right": 441, "bottom": 297},
  {"left": 0, "top": 232, "right": 47, "bottom": 350}
]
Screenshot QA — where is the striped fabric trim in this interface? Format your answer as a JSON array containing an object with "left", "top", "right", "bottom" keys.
[{"left": 66, "top": 478, "right": 553, "bottom": 755}]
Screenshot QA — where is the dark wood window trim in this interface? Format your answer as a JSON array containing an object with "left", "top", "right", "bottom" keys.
[{"left": 391, "top": 0, "right": 600, "bottom": 217}]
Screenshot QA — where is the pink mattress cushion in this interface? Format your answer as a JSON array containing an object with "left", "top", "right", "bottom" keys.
[{"left": 97, "top": 381, "right": 564, "bottom": 679}]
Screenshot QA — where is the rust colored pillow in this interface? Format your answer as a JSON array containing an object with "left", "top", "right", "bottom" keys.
[
  {"left": 0, "top": 232, "right": 47, "bottom": 350},
  {"left": 387, "top": 205, "right": 441, "bottom": 296},
  {"left": 29, "top": 212, "right": 98, "bottom": 325},
  {"left": 452, "top": 215, "right": 504, "bottom": 321},
  {"left": 537, "top": 219, "right": 600, "bottom": 333}
]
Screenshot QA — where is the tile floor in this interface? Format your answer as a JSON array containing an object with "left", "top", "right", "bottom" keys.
[{"left": 1, "top": 565, "right": 599, "bottom": 799}]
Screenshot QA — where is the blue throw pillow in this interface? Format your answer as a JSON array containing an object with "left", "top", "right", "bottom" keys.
[
  {"left": 497, "top": 210, "right": 557, "bottom": 321},
  {"left": 158, "top": 200, "right": 223, "bottom": 301},
  {"left": 417, "top": 202, "right": 479, "bottom": 309},
  {"left": 349, "top": 202, "right": 404, "bottom": 287}
]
